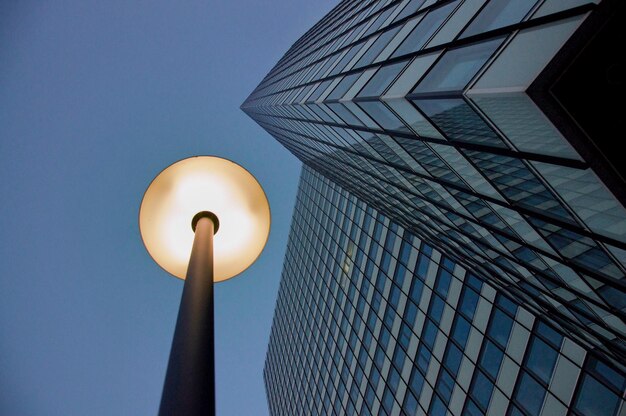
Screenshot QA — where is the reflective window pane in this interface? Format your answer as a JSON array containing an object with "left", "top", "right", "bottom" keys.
[
  {"left": 464, "top": 399, "right": 484, "bottom": 416},
  {"left": 573, "top": 373, "right": 623, "bottom": 416},
  {"left": 587, "top": 357, "right": 626, "bottom": 393},
  {"left": 413, "top": 99, "right": 506, "bottom": 148},
  {"left": 479, "top": 340, "right": 504, "bottom": 380},
  {"left": 409, "top": 367, "right": 425, "bottom": 397},
  {"left": 328, "top": 72, "right": 362, "bottom": 100},
  {"left": 452, "top": 316, "right": 471, "bottom": 348},
  {"left": 358, "top": 100, "right": 408, "bottom": 131},
  {"left": 328, "top": 102, "right": 364, "bottom": 126},
  {"left": 429, "top": 295, "right": 445, "bottom": 323},
  {"left": 470, "top": 370, "right": 494, "bottom": 410},
  {"left": 429, "top": 395, "right": 447, "bottom": 416},
  {"left": 362, "top": 6, "right": 395, "bottom": 38},
  {"left": 436, "top": 369, "right": 455, "bottom": 402},
  {"left": 329, "top": 42, "right": 367, "bottom": 76},
  {"left": 413, "top": 37, "right": 504, "bottom": 93},
  {"left": 444, "top": 343, "right": 463, "bottom": 375},
  {"left": 416, "top": 344, "right": 431, "bottom": 373},
  {"left": 496, "top": 295, "right": 518, "bottom": 316},
  {"left": 355, "top": 26, "right": 402, "bottom": 68},
  {"left": 462, "top": 0, "right": 537, "bottom": 38},
  {"left": 487, "top": 309, "right": 514, "bottom": 348},
  {"left": 392, "top": 2, "right": 458, "bottom": 58},
  {"left": 435, "top": 267, "right": 452, "bottom": 296},
  {"left": 403, "top": 391, "right": 419, "bottom": 415},
  {"left": 515, "top": 372, "right": 546, "bottom": 416},
  {"left": 422, "top": 319, "right": 438, "bottom": 348},
  {"left": 393, "top": 0, "right": 427, "bottom": 23},
  {"left": 358, "top": 61, "right": 409, "bottom": 97},
  {"left": 459, "top": 287, "right": 480, "bottom": 319},
  {"left": 525, "top": 337, "right": 558, "bottom": 384}
]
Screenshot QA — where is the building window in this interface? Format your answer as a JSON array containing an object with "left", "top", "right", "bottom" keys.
[
  {"left": 461, "top": 0, "right": 537, "bottom": 38},
  {"left": 358, "top": 60, "right": 409, "bottom": 97},
  {"left": 412, "top": 37, "right": 504, "bottom": 93},
  {"left": 513, "top": 371, "right": 546, "bottom": 416},
  {"left": 469, "top": 370, "right": 494, "bottom": 411},
  {"left": 487, "top": 309, "right": 514, "bottom": 349},
  {"left": 392, "top": 2, "right": 458, "bottom": 58},
  {"left": 572, "top": 357, "right": 626, "bottom": 416},
  {"left": 479, "top": 340, "right": 504, "bottom": 380},
  {"left": 525, "top": 337, "right": 558, "bottom": 384}
]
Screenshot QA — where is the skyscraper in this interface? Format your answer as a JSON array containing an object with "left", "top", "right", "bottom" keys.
[
  {"left": 243, "top": 0, "right": 625, "bottom": 414},
  {"left": 265, "top": 166, "right": 624, "bottom": 415}
]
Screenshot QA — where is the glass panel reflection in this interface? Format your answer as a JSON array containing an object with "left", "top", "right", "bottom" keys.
[{"left": 412, "top": 37, "right": 504, "bottom": 93}]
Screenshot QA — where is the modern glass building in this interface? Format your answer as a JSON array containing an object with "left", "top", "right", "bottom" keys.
[
  {"left": 243, "top": 0, "right": 625, "bottom": 414},
  {"left": 265, "top": 167, "right": 624, "bottom": 415}
]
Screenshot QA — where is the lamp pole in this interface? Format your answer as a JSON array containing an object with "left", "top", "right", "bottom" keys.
[
  {"left": 158, "top": 212, "right": 220, "bottom": 416},
  {"left": 139, "top": 156, "right": 270, "bottom": 415}
]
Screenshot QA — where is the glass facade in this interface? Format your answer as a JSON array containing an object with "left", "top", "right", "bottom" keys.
[
  {"left": 264, "top": 167, "right": 625, "bottom": 415},
  {"left": 243, "top": 0, "right": 626, "bottom": 363},
  {"left": 244, "top": 0, "right": 626, "bottom": 414}
]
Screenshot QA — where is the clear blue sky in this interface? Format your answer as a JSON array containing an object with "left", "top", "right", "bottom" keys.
[{"left": 0, "top": 1, "right": 335, "bottom": 414}]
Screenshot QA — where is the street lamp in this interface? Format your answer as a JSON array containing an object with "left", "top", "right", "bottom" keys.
[{"left": 139, "top": 156, "right": 271, "bottom": 416}]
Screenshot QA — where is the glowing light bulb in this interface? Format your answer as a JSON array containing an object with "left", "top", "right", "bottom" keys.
[{"left": 139, "top": 156, "right": 271, "bottom": 282}]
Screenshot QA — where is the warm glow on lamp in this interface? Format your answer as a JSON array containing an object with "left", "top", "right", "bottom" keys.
[{"left": 139, "top": 156, "right": 271, "bottom": 282}]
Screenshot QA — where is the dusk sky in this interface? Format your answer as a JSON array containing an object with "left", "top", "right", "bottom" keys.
[{"left": 0, "top": 1, "right": 335, "bottom": 414}]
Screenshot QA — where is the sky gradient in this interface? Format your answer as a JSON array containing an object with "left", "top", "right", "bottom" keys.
[{"left": 0, "top": 1, "right": 335, "bottom": 414}]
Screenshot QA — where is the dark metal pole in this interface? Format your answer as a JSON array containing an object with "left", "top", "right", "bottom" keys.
[{"left": 159, "top": 211, "right": 220, "bottom": 416}]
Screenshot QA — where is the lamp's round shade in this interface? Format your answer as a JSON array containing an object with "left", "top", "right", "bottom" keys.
[{"left": 139, "top": 156, "right": 270, "bottom": 282}]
